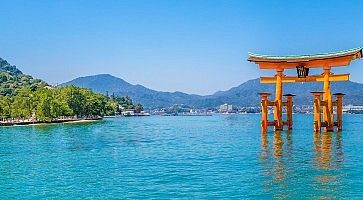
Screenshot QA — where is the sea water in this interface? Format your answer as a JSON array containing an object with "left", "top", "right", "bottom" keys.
[{"left": 0, "top": 114, "right": 362, "bottom": 199}]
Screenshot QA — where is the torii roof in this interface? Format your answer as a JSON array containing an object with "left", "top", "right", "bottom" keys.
[{"left": 248, "top": 47, "right": 363, "bottom": 69}]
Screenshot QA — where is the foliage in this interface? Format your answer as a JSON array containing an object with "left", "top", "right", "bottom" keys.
[
  {"left": 106, "top": 95, "right": 144, "bottom": 114},
  {"left": 0, "top": 58, "right": 47, "bottom": 96},
  {"left": 0, "top": 85, "right": 143, "bottom": 121},
  {"left": 0, "top": 71, "right": 46, "bottom": 96}
]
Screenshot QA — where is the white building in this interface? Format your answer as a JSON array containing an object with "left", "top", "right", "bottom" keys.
[
  {"left": 219, "top": 103, "right": 233, "bottom": 113},
  {"left": 121, "top": 109, "right": 135, "bottom": 116}
]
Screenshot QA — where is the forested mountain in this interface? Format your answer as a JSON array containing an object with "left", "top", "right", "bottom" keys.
[
  {"left": 0, "top": 58, "right": 47, "bottom": 96},
  {"left": 62, "top": 74, "right": 363, "bottom": 109}
]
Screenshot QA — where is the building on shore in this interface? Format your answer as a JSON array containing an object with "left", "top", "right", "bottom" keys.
[
  {"left": 121, "top": 109, "right": 150, "bottom": 116},
  {"left": 121, "top": 109, "right": 135, "bottom": 116},
  {"left": 219, "top": 103, "right": 233, "bottom": 113}
]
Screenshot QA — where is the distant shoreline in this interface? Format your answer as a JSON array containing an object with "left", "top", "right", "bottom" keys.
[{"left": 0, "top": 117, "right": 102, "bottom": 127}]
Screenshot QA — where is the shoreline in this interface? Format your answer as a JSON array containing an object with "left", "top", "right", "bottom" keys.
[{"left": 0, "top": 117, "right": 102, "bottom": 127}]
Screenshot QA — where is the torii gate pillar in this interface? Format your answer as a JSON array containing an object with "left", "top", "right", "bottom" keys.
[
  {"left": 274, "top": 69, "right": 284, "bottom": 130},
  {"left": 323, "top": 67, "right": 334, "bottom": 131}
]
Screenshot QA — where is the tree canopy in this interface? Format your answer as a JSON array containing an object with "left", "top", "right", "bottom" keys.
[{"left": 0, "top": 85, "right": 142, "bottom": 121}]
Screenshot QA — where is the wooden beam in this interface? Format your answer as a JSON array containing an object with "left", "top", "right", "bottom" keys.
[
  {"left": 260, "top": 74, "right": 349, "bottom": 83},
  {"left": 257, "top": 55, "right": 354, "bottom": 69}
]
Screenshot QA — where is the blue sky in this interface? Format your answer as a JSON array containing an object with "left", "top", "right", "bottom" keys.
[{"left": 0, "top": 0, "right": 362, "bottom": 95}]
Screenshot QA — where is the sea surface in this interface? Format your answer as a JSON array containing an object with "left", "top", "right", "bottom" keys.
[{"left": 0, "top": 114, "right": 362, "bottom": 199}]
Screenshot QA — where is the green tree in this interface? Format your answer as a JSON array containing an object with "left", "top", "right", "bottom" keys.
[
  {"left": 34, "top": 88, "right": 52, "bottom": 121},
  {"left": 0, "top": 96, "right": 13, "bottom": 118},
  {"left": 12, "top": 87, "right": 34, "bottom": 118}
]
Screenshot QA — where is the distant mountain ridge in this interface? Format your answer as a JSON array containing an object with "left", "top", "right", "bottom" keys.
[
  {"left": 61, "top": 74, "right": 204, "bottom": 108},
  {"left": 61, "top": 74, "right": 363, "bottom": 108}
]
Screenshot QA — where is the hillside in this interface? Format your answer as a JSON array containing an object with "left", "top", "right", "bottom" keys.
[
  {"left": 0, "top": 58, "right": 47, "bottom": 96},
  {"left": 62, "top": 74, "right": 363, "bottom": 108}
]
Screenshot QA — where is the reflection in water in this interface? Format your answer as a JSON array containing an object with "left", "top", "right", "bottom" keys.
[
  {"left": 335, "top": 132, "right": 344, "bottom": 167},
  {"left": 260, "top": 130, "right": 344, "bottom": 199},
  {"left": 312, "top": 131, "right": 344, "bottom": 199},
  {"left": 314, "top": 132, "right": 333, "bottom": 170},
  {"left": 313, "top": 131, "right": 345, "bottom": 170},
  {"left": 31, "top": 124, "right": 58, "bottom": 134},
  {"left": 273, "top": 131, "right": 285, "bottom": 183},
  {"left": 260, "top": 131, "right": 289, "bottom": 199},
  {"left": 285, "top": 130, "right": 292, "bottom": 159}
]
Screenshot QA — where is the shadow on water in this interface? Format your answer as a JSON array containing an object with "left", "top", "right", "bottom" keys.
[
  {"left": 29, "top": 120, "right": 105, "bottom": 134},
  {"left": 260, "top": 130, "right": 344, "bottom": 199}
]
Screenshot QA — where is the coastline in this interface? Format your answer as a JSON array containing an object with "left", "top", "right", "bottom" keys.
[{"left": 0, "top": 117, "right": 102, "bottom": 127}]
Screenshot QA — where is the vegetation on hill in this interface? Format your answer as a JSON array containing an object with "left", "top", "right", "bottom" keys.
[
  {"left": 0, "top": 58, "right": 143, "bottom": 121},
  {"left": 0, "top": 58, "right": 22, "bottom": 76},
  {"left": 0, "top": 58, "right": 47, "bottom": 96}
]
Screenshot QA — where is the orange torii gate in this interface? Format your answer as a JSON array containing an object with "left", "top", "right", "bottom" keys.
[{"left": 248, "top": 47, "right": 363, "bottom": 132}]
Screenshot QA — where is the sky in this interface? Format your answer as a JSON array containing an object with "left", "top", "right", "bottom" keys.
[{"left": 0, "top": 0, "right": 363, "bottom": 95}]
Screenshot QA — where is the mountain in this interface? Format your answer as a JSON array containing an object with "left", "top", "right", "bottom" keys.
[
  {"left": 0, "top": 58, "right": 23, "bottom": 76},
  {"left": 61, "top": 74, "right": 363, "bottom": 108},
  {"left": 0, "top": 58, "right": 47, "bottom": 96},
  {"left": 61, "top": 74, "right": 203, "bottom": 108}
]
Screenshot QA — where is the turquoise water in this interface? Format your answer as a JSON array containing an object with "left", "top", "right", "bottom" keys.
[{"left": 0, "top": 114, "right": 363, "bottom": 199}]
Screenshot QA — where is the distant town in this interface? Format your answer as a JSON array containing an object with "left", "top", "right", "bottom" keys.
[{"left": 147, "top": 103, "right": 363, "bottom": 116}]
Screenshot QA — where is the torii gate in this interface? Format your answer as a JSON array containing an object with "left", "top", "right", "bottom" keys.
[{"left": 248, "top": 47, "right": 363, "bottom": 132}]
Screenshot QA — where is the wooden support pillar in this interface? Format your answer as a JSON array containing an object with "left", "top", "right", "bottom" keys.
[
  {"left": 323, "top": 67, "right": 333, "bottom": 131},
  {"left": 274, "top": 69, "right": 284, "bottom": 130},
  {"left": 283, "top": 94, "right": 295, "bottom": 130},
  {"left": 259, "top": 92, "right": 271, "bottom": 132},
  {"left": 311, "top": 91, "right": 324, "bottom": 132},
  {"left": 333, "top": 93, "right": 345, "bottom": 131}
]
